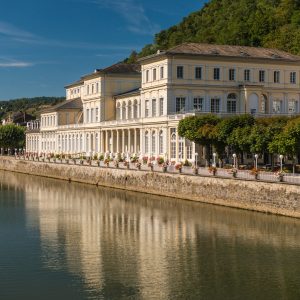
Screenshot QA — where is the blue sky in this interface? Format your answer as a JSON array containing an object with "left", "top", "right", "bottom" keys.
[{"left": 0, "top": 0, "right": 205, "bottom": 100}]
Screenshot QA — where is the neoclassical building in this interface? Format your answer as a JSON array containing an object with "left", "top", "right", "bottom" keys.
[{"left": 26, "top": 43, "right": 300, "bottom": 162}]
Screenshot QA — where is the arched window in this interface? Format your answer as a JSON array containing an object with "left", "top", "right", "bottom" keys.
[
  {"left": 186, "top": 139, "right": 192, "bottom": 160},
  {"left": 178, "top": 136, "right": 184, "bottom": 160},
  {"left": 86, "top": 134, "right": 89, "bottom": 152},
  {"left": 95, "top": 133, "right": 99, "bottom": 152},
  {"left": 128, "top": 101, "right": 132, "bottom": 119},
  {"left": 159, "top": 130, "right": 164, "bottom": 154},
  {"left": 116, "top": 103, "right": 121, "bottom": 120},
  {"left": 227, "top": 93, "right": 237, "bottom": 113},
  {"left": 133, "top": 99, "right": 138, "bottom": 119},
  {"left": 171, "top": 131, "right": 176, "bottom": 159},
  {"left": 261, "top": 94, "right": 267, "bottom": 113},
  {"left": 151, "top": 131, "right": 156, "bottom": 154},
  {"left": 145, "top": 131, "right": 149, "bottom": 154},
  {"left": 122, "top": 102, "right": 126, "bottom": 120}
]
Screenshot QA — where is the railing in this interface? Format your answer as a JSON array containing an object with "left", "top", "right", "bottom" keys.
[{"left": 12, "top": 155, "right": 300, "bottom": 186}]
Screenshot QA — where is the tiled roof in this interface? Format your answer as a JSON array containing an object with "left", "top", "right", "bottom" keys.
[
  {"left": 114, "top": 88, "right": 140, "bottom": 98},
  {"left": 97, "top": 62, "right": 141, "bottom": 74},
  {"left": 40, "top": 98, "right": 82, "bottom": 114},
  {"left": 140, "top": 43, "right": 300, "bottom": 62}
]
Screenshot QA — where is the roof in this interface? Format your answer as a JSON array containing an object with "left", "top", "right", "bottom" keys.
[
  {"left": 114, "top": 88, "right": 140, "bottom": 98},
  {"left": 139, "top": 43, "right": 300, "bottom": 62},
  {"left": 83, "top": 62, "right": 141, "bottom": 79},
  {"left": 40, "top": 97, "right": 83, "bottom": 114},
  {"left": 65, "top": 79, "right": 84, "bottom": 89}
]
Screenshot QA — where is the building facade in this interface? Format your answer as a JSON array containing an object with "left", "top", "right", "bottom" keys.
[{"left": 26, "top": 43, "right": 300, "bottom": 162}]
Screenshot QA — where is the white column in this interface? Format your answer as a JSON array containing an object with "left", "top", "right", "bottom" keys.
[
  {"left": 134, "top": 129, "right": 137, "bottom": 153},
  {"left": 116, "top": 130, "right": 119, "bottom": 153}
]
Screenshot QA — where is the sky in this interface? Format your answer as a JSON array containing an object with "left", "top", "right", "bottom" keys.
[{"left": 0, "top": 0, "right": 205, "bottom": 100}]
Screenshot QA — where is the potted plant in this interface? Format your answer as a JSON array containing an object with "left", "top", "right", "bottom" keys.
[
  {"left": 275, "top": 171, "right": 285, "bottom": 182},
  {"left": 250, "top": 168, "right": 259, "bottom": 180},
  {"left": 228, "top": 168, "right": 238, "bottom": 178},
  {"left": 175, "top": 162, "right": 183, "bottom": 173},
  {"left": 162, "top": 162, "right": 168, "bottom": 173},
  {"left": 208, "top": 166, "right": 217, "bottom": 176},
  {"left": 104, "top": 158, "right": 110, "bottom": 167}
]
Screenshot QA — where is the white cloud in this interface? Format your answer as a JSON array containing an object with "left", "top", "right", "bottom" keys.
[
  {"left": 0, "top": 61, "right": 33, "bottom": 68},
  {"left": 90, "top": 0, "right": 160, "bottom": 35},
  {"left": 0, "top": 21, "right": 36, "bottom": 39}
]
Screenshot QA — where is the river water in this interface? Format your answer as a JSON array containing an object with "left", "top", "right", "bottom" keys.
[{"left": 0, "top": 170, "right": 300, "bottom": 300}]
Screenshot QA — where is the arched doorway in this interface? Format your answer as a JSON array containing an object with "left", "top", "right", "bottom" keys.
[{"left": 249, "top": 93, "right": 259, "bottom": 114}]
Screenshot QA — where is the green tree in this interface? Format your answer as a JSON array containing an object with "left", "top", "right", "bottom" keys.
[{"left": 0, "top": 124, "right": 25, "bottom": 149}]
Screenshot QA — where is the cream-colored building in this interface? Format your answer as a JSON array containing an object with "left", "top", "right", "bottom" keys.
[{"left": 26, "top": 43, "right": 300, "bottom": 162}]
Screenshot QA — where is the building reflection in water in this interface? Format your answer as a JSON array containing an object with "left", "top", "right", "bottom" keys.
[{"left": 2, "top": 171, "right": 300, "bottom": 299}]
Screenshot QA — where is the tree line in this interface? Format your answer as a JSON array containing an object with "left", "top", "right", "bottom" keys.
[
  {"left": 0, "top": 125, "right": 25, "bottom": 151},
  {"left": 178, "top": 114, "right": 300, "bottom": 166},
  {"left": 125, "top": 0, "right": 300, "bottom": 62}
]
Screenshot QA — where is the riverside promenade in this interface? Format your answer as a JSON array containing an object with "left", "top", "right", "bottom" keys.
[{"left": 0, "top": 156, "right": 299, "bottom": 219}]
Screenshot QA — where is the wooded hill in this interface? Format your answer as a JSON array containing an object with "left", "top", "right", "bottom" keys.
[
  {"left": 0, "top": 97, "right": 65, "bottom": 120},
  {"left": 125, "top": 0, "right": 300, "bottom": 63}
]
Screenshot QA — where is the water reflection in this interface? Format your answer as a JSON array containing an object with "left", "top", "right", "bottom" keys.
[{"left": 1, "top": 171, "right": 300, "bottom": 299}]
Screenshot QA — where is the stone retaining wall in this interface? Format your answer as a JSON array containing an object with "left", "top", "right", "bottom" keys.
[{"left": 1, "top": 156, "right": 299, "bottom": 218}]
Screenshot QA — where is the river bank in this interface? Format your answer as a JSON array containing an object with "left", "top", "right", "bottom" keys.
[{"left": 0, "top": 156, "right": 299, "bottom": 218}]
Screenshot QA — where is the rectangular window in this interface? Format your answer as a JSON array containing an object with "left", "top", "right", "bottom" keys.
[
  {"left": 193, "top": 97, "right": 204, "bottom": 111},
  {"left": 87, "top": 85, "right": 89, "bottom": 95},
  {"left": 176, "top": 97, "right": 186, "bottom": 113},
  {"left": 96, "top": 83, "right": 99, "bottom": 93},
  {"left": 159, "top": 98, "right": 164, "bottom": 116},
  {"left": 211, "top": 98, "right": 220, "bottom": 113},
  {"left": 146, "top": 70, "right": 149, "bottom": 82},
  {"left": 95, "top": 107, "right": 99, "bottom": 122},
  {"left": 91, "top": 108, "right": 94, "bottom": 123},
  {"left": 152, "top": 99, "right": 156, "bottom": 117},
  {"left": 195, "top": 67, "right": 202, "bottom": 79},
  {"left": 290, "top": 72, "right": 296, "bottom": 84},
  {"left": 229, "top": 69, "right": 235, "bottom": 81},
  {"left": 288, "top": 100, "right": 296, "bottom": 113},
  {"left": 177, "top": 66, "right": 184, "bottom": 79},
  {"left": 244, "top": 69, "right": 250, "bottom": 81},
  {"left": 259, "top": 70, "right": 265, "bottom": 83},
  {"left": 272, "top": 100, "right": 281, "bottom": 113},
  {"left": 86, "top": 109, "right": 89, "bottom": 123},
  {"left": 153, "top": 69, "right": 157, "bottom": 81},
  {"left": 145, "top": 100, "right": 149, "bottom": 117},
  {"left": 274, "top": 71, "right": 280, "bottom": 83},
  {"left": 227, "top": 100, "right": 237, "bottom": 113},
  {"left": 160, "top": 66, "right": 164, "bottom": 79},
  {"left": 213, "top": 68, "right": 220, "bottom": 80}
]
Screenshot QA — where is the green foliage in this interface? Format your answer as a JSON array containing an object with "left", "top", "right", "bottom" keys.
[
  {"left": 0, "top": 97, "right": 65, "bottom": 119},
  {"left": 179, "top": 114, "right": 300, "bottom": 158},
  {"left": 0, "top": 124, "right": 25, "bottom": 148},
  {"left": 125, "top": 0, "right": 300, "bottom": 61}
]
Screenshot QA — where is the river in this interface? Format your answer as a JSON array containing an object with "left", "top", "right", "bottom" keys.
[{"left": 0, "top": 170, "right": 300, "bottom": 299}]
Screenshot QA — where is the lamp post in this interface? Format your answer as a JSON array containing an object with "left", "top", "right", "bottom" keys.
[
  {"left": 254, "top": 154, "right": 258, "bottom": 170},
  {"left": 233, "top": 153, "right": 237, "bottom": 169},
  {"left": 195, "top": 152, "right": 198, "bottom": 169},
  {"left": 279, "top": 155, "right": 283, "bottom": 172},
  {"left": 213, "top": 152, "right": 217, "bottom": 167}
]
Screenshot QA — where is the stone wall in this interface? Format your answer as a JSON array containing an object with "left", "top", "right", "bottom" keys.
[{"left": 1, "top": 156, "right": 299, "bottom": 218}]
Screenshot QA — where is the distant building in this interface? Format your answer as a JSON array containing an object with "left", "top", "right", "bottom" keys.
[
  {"left": 2, "top": 111, "right": 35, "bottom": 126},
  {"left": 26, "top": 43, "right": 300, "bottom": 162}
]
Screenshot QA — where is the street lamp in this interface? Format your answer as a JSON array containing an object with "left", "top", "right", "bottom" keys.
[
  {"left": 254, "top": 154, "right": 258, "bottom": 170},
  {"left": 279, "top": 155, "right": 284, "bottom": 172},
  {"left": 195, "top": 152, "right": 198, "bottom": 169},
  {"left": 233, "top": 153, "right": 237, "bottom": 169},
  {"left": 213, "top": 152, "right": 217, "bottom": 167}
]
